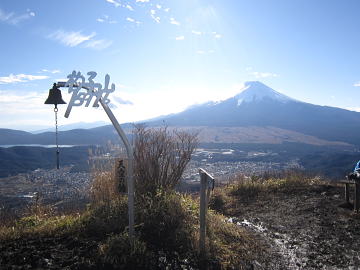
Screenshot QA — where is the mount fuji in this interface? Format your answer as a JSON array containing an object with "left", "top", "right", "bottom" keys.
[
  {"left": 148, "top": 81, "right": 360, "bottom": 146},
  {"left": 2, "top": 81, "right": 360, "bottom": 147}
]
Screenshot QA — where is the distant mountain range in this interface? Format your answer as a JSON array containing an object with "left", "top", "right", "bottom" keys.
[
  {"left": 0, "top": 126, "right": 120, "bottom": 146},
  {"left": 1, "top": 81, "right": 360, "bottom": 146},
  {"left": 32, "top": 121, "right": 109, "bottom": 134}
]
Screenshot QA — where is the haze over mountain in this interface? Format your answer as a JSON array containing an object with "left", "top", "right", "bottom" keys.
[
  {"left": 32, "top": 121, "right": 109, "bottom": 134},
  {"left": 1, "top": 81, "right": 360, "bottom": 146},
  {"left": 148, "top": 81, "right": 360, "bottom": 146},
  {"left": 0, "top": 126, "right": 121, "bottom": 146}
]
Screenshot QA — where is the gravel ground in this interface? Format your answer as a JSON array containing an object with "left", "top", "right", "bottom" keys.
[{"left": 227, "top": 183, "right": 360, "bottom": 269}]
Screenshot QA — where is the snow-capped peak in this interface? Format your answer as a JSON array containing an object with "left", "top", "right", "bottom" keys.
[{"left": 235, "top": 81, "right": 294, "bottom": 106}]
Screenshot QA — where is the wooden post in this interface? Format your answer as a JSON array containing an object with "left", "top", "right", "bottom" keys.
[
  {"left": 355, "top": 181, "right": 360, "bottom": 212},
  {"left": 199, "top": 171, "right": 207, "bottom": 256},
  {"left": 114, "top": 159, "right": 127, "bottom": 193},
  {"left": 198, "top": 168, "right": 215, "bottom": 260},
  {"left": 345, "top": 183, "right": 350, "bottom": 204}
]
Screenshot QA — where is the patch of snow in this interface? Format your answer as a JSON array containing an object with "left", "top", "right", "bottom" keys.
[
  {"left": 236, "top": 81, "right": 297, "bottom": 106},
  {"left": 228, "top": 217, "right": 307, "bottom": 269}
]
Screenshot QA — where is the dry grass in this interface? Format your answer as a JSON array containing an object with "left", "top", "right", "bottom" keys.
[
  {"left": 228, "top": 170, "right": 324, "bottom": 200},
  {"left": 0, "top": 213, "right": 80, "bottom": 241},
  {"left": 88, "top": 145, "right": 126, "bottom": 207},
  {"left": 1, "top": 186, "right": 260, "bottom": 269},
  {"left": 206, "top": 211, "right": 265, "bottom": 269},
  {"left": 208, "top": 188, "right": 232, "bottom": 215},
  {"left": 91, "top": 191, "right": 259, "bottom": 269}
]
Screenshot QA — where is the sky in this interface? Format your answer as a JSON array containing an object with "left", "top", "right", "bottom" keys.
[{"left": 1, "top": 0, "right": 360, "bottom": 131}]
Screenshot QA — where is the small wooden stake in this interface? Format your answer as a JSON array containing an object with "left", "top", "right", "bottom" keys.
[
  {"left": 345, "top": 183, "right": 350, "bottom": 204},
  {"left": 355, "top": 181, "right": 360, "bottom": 212},
  {"left": 199, "top": 172, "right": 207, "bottom": 256}
]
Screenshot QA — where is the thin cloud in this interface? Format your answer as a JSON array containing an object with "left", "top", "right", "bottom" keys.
[
  {"left": 212, "top": 32, "right": 222, "bottom": 39},
  {"left": 48, "top": 30, "right": 96, "bottom": 47},
  {"left": 126, "top": 17, "right": 141, "bottom": 24},
  {"left": 0, "top": 74, "right": 49, "bottom": 84},
  {"left": 106, "top": 0, "right": 121, "bottom": 7},
  {"left": 97, "top": 15, "right": 117, "bottom": 24},
  {"left": 0, "top": 9, "right": 13, "bottom": 21},
  {"left": 0, "top": 90, "right": 51, "bottom": 127},
  {"left": 84, "top": 39, "right": 113, "bottom": 50},
  {"left": 353, "top": 82, "right": 360, "bottom": 87},
  {"left": 48, "top": 30, "right": 111, "bottom": 50},
  {"left": 150, "top": 10, "right": 160, "bottom": 23},
  {"left": 126, "top": 5, "right": 134, "bottom": 11},
  {"left": 192, "top": 30, "right": 202, "bottom": 35},
  {"left": 250, "top": 71, "right": 279, "bottom": 78},
  {"left": 112, "top": 96, "right": 134, "bottom": 105},
  {"left": 346, "top": 107, "right": 360, "bottom": 112},
  {"left": 136, "top": 0, "right": 149, "bottom": 2},
  {"left": 170, "top": 18, "right": 180, "bottom": 26},
  {"left": 41, "top": 69, "right": 61, "bottom": 74},
  {"left": 0, "top": 8, "right": 35, "bottom": 25},
  {"left": 175, "top": 36, "right": 185, "bottom": 40}
]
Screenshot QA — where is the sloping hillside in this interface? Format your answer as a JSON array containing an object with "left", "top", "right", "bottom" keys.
[{"left": 210, "top": 174, "right": 360, "bottom": 269}]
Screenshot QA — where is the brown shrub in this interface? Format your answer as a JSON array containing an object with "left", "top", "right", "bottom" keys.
[{"left": 133, "top": 125, "right": 198, "bottom": 195}]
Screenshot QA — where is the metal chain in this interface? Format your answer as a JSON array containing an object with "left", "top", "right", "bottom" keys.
[
  {"left": 54, "top": 107, "right": 59, "bottom": 169},
  {"left": 54, "top": 107, "right": 59, "bottom": 149}
]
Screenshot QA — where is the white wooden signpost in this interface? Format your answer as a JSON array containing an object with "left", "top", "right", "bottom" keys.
[
  {"left": 57, "top": 70, "right": 134, "bottom": 240},
  {"left": 198, "top": 168, "right": 215, "bottom": 256}
]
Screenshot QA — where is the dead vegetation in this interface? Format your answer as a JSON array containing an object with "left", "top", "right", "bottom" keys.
[
  {"left": 3, "top": 145, "right": 359, "bottom": 269},
  {"left": 0, "top": 126, "right": 264, "bottom": 269},
  {"left": 133, "top": 125, "right": 198, "bottom": 195}
]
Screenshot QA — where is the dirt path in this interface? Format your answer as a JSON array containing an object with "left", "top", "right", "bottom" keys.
[{"left": 227, "top": 183, "right": 360, "bottom": 269}]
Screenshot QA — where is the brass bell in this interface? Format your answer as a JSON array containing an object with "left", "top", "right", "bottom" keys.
[{"left": 44, "top": 83, "right": 66, "bottom": 108}]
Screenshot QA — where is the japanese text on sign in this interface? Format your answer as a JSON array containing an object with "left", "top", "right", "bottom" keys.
[{"left": 64, "top": 71, "right": 115, "bottom": 118}]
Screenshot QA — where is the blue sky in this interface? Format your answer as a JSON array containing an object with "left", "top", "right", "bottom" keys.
[{"left": 1, "top": 0, "right": 360, "bottom": 130}]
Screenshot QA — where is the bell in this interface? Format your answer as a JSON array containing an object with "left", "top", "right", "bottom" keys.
[
  {"left": 44, "top": 83, "right": 66, "bottom": 170},
  {"left": 44, "top": 83, "right": 66, "bottom": 108}
]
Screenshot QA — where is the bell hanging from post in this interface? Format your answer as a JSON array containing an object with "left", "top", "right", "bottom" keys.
[
  {"left": 44, "top": 83, "right": 67, "bottom": 170},
  {"left": 44, "top": 83, "right": 67, "bottom": 108}
]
